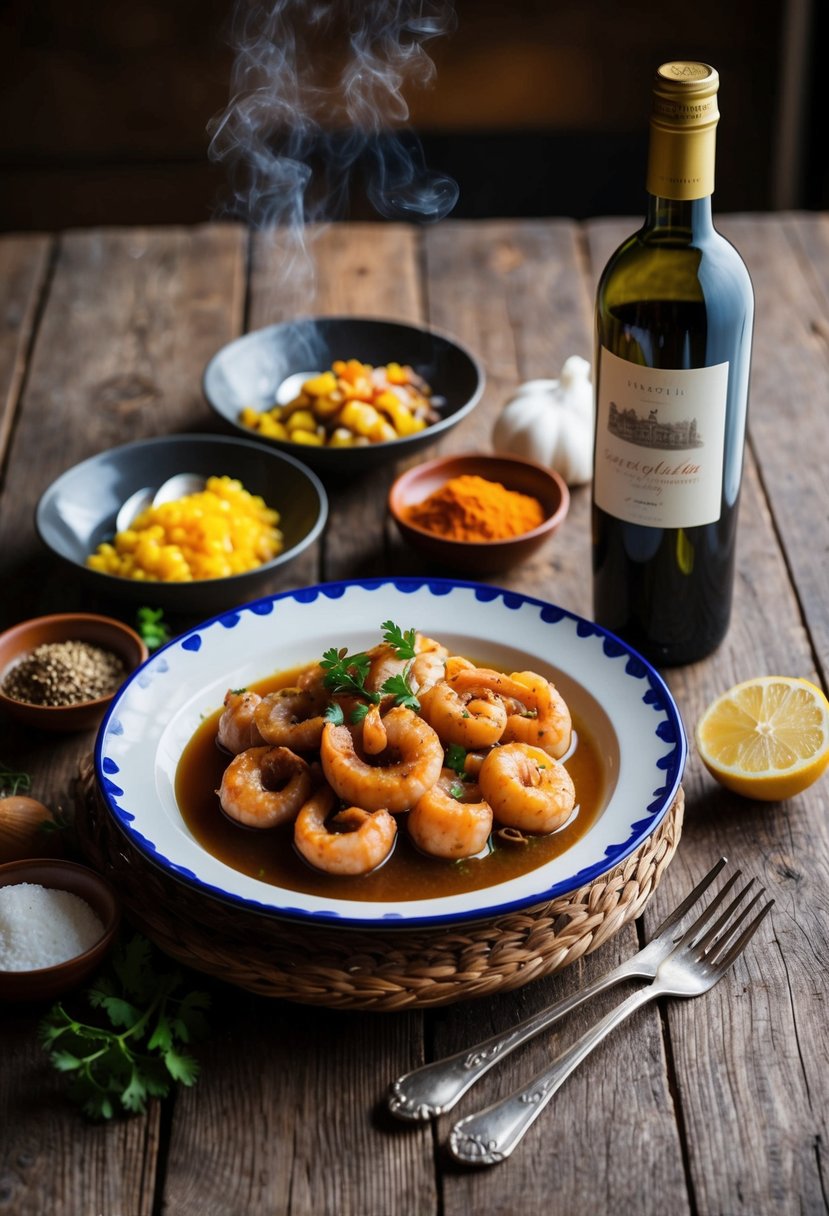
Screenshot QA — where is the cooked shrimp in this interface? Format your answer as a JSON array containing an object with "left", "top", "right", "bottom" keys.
[
  {"left": 408, "top": 769, "right": 493, "bottom": 859},
  {"left": 418, "top": 681, "right": 508, "bottom": 748},
  {"left": 293, "top": 785, "right": 396, "bottom": 876},
  {"left": 361, "top": 701, "right": 388, "bottom": 755},
  {"left": 449, "top": 667, "right": 572, "bottom": 759},
  {"left": 365, "top": 642, "right": 407, "bottom": 694},
  {"left": 218, "top": 746, "right": 312, "bottom": 828},
  {"left": 255, "top": 687, "right": 327, "bottom": 751},
  {"left": 320, "top": 706, "right": 444, "bottom": 812},
  {"left": 217, "top": 689, "right": 265, "bottom": 754},
  {"left": 409, "top": 649, "right": 447, "bottom": 694},
  {"left": 415, "top": 633, "right": 449, "bottom": 658},
  {"left": 478, "top": 743, "right": 576, "bottom": 834}
]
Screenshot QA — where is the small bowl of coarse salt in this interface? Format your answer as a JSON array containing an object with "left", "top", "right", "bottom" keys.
[
  {"left": 0, "top": 613, "right": 148, "bottom": 732},
  {"left": 0, "top": 859, "right": 121, "bottom": 1002}
]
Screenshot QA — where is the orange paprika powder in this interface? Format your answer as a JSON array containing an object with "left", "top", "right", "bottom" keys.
[{"left": 406, "top": 474, "right": 545, "bottom": 542}]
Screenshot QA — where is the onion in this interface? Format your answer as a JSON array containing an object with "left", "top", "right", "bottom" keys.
[{"left": 0, "top": 796, "right": 61, "bottom": 863}]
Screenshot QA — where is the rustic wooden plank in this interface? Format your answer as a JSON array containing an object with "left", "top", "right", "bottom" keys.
[
  {"left": 163, "top": 992, "right": 435, "bottom": 1216},
  {"left": 583, "top": 214, "right": 829, "bottom": 1215},
  {"left": 0, "top": 1034, "right": 160, "bottom": 1216},
  {"left": 415, "top": 219, "right": 689, "bottom": 1215},
  {"left": 0, "top": 224, "right": 248, "bottom": 1216},
  {"left": 720, "top": 212, "right": 829, "bottom": 682},
  {"left": 0, "top": 224, "right": 248, "bottom": 629},
  {"left": 0, "top": 233, "right": 53, "bottom": 469},
  {"left": 158, "top": 222, "right": 437, "bottom": 1216},
  {"left": 386, "top": 219, "right": 598, "bottom": 615}
]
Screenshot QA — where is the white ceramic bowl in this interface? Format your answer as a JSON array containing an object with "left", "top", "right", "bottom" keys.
[{"left": 95, "top": 579, "right": 686, "bottom": 929}]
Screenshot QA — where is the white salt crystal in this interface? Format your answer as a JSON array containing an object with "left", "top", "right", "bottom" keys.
[{"left": 0, "top": 882, "right": 105, "bottom": 971}]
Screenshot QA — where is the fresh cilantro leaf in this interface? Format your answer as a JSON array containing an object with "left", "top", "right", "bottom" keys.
[
  {"left": 136, "top": 607, "right": 171, "bottom": 652},
  {"left": 163, "top": 1048, "right": 200, "bottom": 1086},
  {"left": 50, "top": 1050, "right": 85, "bottom": 1072},
  {"left": 120, "top": 1067, "right": 149, "bottom": 1113},
  {"left": 147, "top": 1015, "right": 173, "bottom": 1054},
  {"left": 444, "top": 743, "right": 467, "bottom": 775},
  {"left": 381, "top": 620, "right": 417, "bottom": 660},
  {"left": 350, "top": 703, "right": 370, "bottom": 724},
  {"left": 82, "top": 1093, "right": 115, "bottom": 1121},
  {"left": 449, "top": 782, "right": 464, "bottom": 799},
  {"left": 323, "top": 702, "right": 345, "bottom": 725},
  {"left": 381, "top": 672, "right": 420, "bottom": 712},
  {"left": 40, "top": 933, "right": 210, "bottom": 1121}
]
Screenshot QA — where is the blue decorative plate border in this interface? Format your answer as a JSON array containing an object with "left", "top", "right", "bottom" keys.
[{"left": 95, "top": 577, "right": 687, "bottom": 930}]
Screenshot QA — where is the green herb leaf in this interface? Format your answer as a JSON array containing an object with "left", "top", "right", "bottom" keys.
[
  {"left": 381, "top": 620, "right": 417, "bottom": 660},
  {"left": 444, "top": 743, "right": 467, "bottom": 775},
  {"left": 350, "top": 703, "right": 370, "bottom": 724},
  {"left": 120, "top": 1067, "right": 149, "bottom": 1113},
  {"left": 39, "top": 933, "right": 210, "bottom": 1121},
  {"left": 380, "top": 672, "right": 420, "bottom": 712},
  {"left": 319, "top": 647, "right": 379, "bottom": 702},
  {"left": 50, "top": 1050, "right": 85, "bottom": 1072},
  {"left": 163, "top": 1048, "right": 200, "bottom": 1086},
  {"left": 449, "top": 782, "right": 464, "bottom": 799},
  {"left": 323, "top": 702, "right": 345, "bottom": 726},
  {"left": 0, "top": 763, "right": 32, "bottom": 797},
  {"left": 136, "top": 607, "right": 171, "bottom": 652}
]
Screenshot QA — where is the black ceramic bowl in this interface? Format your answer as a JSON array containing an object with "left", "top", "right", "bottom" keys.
[
  {"left": 35, "top": 434, "right": 328, "bottom": 614},
  {"left": 202, "top": 316, "right": 485, "bottom": 474}
]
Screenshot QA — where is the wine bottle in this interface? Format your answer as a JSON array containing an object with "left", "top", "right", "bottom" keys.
[{"left": 591, "top": 62, "right": 754, "bottom": 666}]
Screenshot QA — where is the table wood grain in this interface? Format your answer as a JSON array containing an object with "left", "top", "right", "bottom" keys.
[{"left": 0, "top": 216, "right": 827, "bottom": 1216}]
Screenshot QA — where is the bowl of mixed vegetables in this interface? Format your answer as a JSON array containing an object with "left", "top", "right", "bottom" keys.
[{"left": 202, "top": 316, "right": 485, "bottom": 475}]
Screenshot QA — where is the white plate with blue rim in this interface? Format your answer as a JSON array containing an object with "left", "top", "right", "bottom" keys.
[{"left": 95, "top": 578, "right": 686, "bottom": 929}]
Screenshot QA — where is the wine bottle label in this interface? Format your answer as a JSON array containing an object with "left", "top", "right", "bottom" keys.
[{"left": 595, "top": 347, "right": 728, "bottom": 528}]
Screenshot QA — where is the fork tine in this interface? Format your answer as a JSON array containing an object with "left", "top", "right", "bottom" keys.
[
  {"left": 701, "top": 889, "right": 765, "bottom": 962},
  {"left": 694, "top": 879, "right": 757, "bottom": 955},
  {"left": 651, "top": 857, "right": 728, "bottom": 939},
  {"left": 672, "top": 868, "right": 743, "bottom": 952},
  {"left": 713, "top": 900, "right": 774, "bottom": 970}
]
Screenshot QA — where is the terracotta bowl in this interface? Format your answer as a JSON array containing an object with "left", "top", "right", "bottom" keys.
[
  {"left": 388, "top": 452, "right": 570, "bottom": 574},
  {"left": 0, "top": 858, "right": 121, "bottom": 1002},
  {"left": 0, "top": 613, "right": 149, "bottom": 733}
]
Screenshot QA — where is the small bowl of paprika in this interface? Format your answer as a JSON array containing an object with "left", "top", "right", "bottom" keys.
[{"left": 388, "top": 452, "right": 570, "bottom": 574}]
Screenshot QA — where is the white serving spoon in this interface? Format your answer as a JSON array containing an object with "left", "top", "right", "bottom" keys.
[
  {"left": 115, "top": 474, "right": 206, "bottom": 533},
  {"left": 275, "top": 371, "right": 319, "bottom": 406}
]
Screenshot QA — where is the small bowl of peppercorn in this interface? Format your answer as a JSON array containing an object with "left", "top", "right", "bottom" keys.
[{"left": 0, "top": 613, "right": 149, "bottom": 733}]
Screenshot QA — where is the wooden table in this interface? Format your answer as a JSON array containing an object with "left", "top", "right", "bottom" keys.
[{"left": 1, "top": 215, "right": 828, "bottom": 1216}]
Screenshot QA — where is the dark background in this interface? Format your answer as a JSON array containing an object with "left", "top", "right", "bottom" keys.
[{"left": 1, "top": 0, "right": 824, "bottom": 232}]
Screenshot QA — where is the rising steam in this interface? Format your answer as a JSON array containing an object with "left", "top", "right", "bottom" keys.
[{"left": 208, "top": 0, "right": 457, "bottom": 311}]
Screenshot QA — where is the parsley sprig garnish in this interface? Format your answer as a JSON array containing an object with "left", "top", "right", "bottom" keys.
[
  {"left": 320, "top": 647, "right": 380, "bottom": 703},
  {"left": 39, "top": 935, "right": 210, "bottom": 1121},
  {"left": 136, "top": 607, "right": 171, "bottom": 652},
  {"left": 320, "top": 621, "right": 421, "bottom": 716},
  {"left": 381, "top": 620, "right": 418, "bottom": 660}
]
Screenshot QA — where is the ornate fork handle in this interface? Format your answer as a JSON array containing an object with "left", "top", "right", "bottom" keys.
[
  {"left": 387, "top": 956, "right": 650, "bottom": 1121},
  {"left": 448, "top": 985, "right": 657, "bottom": 1165}
]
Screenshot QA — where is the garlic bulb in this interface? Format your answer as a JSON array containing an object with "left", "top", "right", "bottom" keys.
[
  {"left": 492, "top": 356, "right": 594, "bottom": 486},
  {"left": 0, "top": 796, "right": 58, "bottom": 863}
]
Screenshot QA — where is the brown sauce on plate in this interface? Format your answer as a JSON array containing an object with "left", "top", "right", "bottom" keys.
[{"left": 175, "top": 665, "right": 609, "bottom": 902}]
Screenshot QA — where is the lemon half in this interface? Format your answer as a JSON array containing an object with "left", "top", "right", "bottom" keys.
[{"left": 695, "top": 676, "right": 829, "bottom": 801}]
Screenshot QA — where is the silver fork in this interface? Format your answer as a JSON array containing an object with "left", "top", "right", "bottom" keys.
[
  {"left": 447, "top": 875, "right": 773, "bottom": 1166},
  {"left": 388, "top": 857, "right": 730, "bottom": 1121}
]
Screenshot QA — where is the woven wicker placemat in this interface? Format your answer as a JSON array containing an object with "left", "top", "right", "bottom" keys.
[{"left": 74, "top": 758, "right": 684, "bottom": 1011}]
